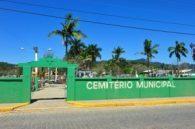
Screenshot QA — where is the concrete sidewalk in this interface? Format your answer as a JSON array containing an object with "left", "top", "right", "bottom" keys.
[
  {"left": 68, "top": 97, "right": 195, "bottom": 107},
  {"left": 32, "top": 85, "right": 66, "bottom": 100},
  {"left": 15, "top": 99, "right": 69, "bottom": 112},
  {"left": 2, "top": 97, "right": 195, "bottom": 112}
]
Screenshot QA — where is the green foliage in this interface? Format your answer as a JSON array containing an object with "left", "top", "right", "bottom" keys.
[
  {"left": 123, "top": 67, "right": 134, "bottom": 74},
  {"left": 0, "top": 62, "right": 18, "bottom": 76},
  {"left": 112, "top": 46, "right": 125, "bottom": 61},
  {"left": 68, "top": 39, "right": 86, "bottom": 58},
  {"left": 168, "top": 41, "right": 189, "bottom": 75},
  {"left": 168, "top": 41, "right": 188, "bottom": 63},
  {"left": 85, "top": 44, "right": 102, "bottom": 63},
  {"left": 49, "top": 13, "right": 85, "bottom": 59},
  {"left": 141, "top": 39, "right": 159, "bottom": 68}
]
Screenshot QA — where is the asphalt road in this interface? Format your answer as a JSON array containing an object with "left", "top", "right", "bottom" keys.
[{"left": 1, "top": 104, "right": 195, "bottom": 129}]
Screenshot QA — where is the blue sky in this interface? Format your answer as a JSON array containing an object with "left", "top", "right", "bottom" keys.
[{"left": 0, "top": 0, "right": 195, "bottom": 64}]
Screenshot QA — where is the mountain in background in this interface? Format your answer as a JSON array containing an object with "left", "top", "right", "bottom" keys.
[{"left": 0, "top": 62, "right": 19, "bottom": 76}]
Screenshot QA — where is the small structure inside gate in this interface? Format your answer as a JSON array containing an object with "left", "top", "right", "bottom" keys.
[{"left": 0, "top": 57, "right": 77, "bottom": 103}]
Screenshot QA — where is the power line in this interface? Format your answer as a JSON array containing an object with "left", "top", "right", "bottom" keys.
[
  {"left": 0, "top": 7, "right": 195, "bottom": 36},
  {"left": 1, "top": 0, "right": 195, "bottom": 27}
]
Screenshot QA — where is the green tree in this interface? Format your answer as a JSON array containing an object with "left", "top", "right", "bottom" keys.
[
  {"left": 86, "top": 44, "right": 102, "bottom": 63},
  {"left": 49, "top": 14, "right": 85, "bottom": 59},
  {"left": 78, "top": 51, "right": 92, "bottom": 70},
  {"left": 68, "top": 39, "right": 86, "bottom": 58},
  {"left": 141, "top": 39, "right": 159, "bottom": 69},
  {"left": 112, "top": 46, "right": 125, "bottom": 62},
  {"left": 168, "top": 41, "right": 188, "bottom": 73}
]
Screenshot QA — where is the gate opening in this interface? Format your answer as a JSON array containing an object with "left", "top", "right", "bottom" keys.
[{"left": 18, "top": 57, "right": 77, "bottom": 103}]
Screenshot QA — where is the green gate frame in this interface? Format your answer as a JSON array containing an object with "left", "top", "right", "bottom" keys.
[{"left": 18, "top": 57, "right": 78, "bottom": 102}]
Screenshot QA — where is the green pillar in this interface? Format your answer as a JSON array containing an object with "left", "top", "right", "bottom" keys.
[
  {"left": 67, "top": 67, "right": 75, "bottom": 101},
  {"left": 23, "top": 66, "right": 31, "bottom": 103},
  {"left": 34, "top": 77, "right": 39, "bottom": 91}
]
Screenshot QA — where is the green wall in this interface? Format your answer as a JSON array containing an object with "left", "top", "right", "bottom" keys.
[
  {"left": 72, "top": 77, "right": 195, "bottom": 101},
  {"left": 0, "top": 78, "right": 30, "bottom": 103},
  {"left": 1, "top": 75, "right": 195, "bottom": 103}
]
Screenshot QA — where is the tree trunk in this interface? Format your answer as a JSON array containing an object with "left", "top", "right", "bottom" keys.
[
  {"left": 65, "top": 43, "right": 68, "bottom": 59},
  {"left": 177, "top": 58, "right": 180, "bottom": 77},
  {"left": 147, "top": 56, "right": 150, "bottom": 69},
  {"left": 64, "top": 39, "right": 68, "bottom": 60},
  {"left": 55, "top": 68, "right": 58, "bottom": 82}
]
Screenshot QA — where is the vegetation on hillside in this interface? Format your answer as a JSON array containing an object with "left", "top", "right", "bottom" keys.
[{"left": 0, "top": 62, "right": 19, "bottom": 76}]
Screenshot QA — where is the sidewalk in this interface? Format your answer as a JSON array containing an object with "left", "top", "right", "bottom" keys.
[
  {"left": 15, "top": 99, "right": 69, "bottom": 112},
  {"left": 0, "top": 103, "right": 29, "bottom": 112},
  {"left": 1, "top": 97, "right": 195, "bottom": 112},
  {"left": 68, "top": 97, "right": 195, "bottom": 107}
]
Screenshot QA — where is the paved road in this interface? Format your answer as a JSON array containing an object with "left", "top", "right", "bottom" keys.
[{"left": 1, "top": 104, "right": 195, "bottom": 129}]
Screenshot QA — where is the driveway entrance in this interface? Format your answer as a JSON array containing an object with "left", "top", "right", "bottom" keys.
[
  {"left": 32, "top": 84, "right": 66, "bottom": 100},
  {"left": 18, "top": 57, "right": 78, "bottom": 102},
  {"left": 16, "top": 85, "right": 68, "bottom": 111}
]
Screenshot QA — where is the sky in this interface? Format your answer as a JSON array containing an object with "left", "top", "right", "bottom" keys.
[{"left": 0, "top": 0, "right": 195, "bottom": 64}]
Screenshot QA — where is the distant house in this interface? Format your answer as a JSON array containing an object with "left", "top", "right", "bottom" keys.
[
  {"left": 142, "top": 69, "right": 170, "bottom": 77},
  {"left": 76, "top": 70, "right": 97, "bottom": 78},
  {"left": 179, "top": 69, "right": 193, "bottom": 77}
]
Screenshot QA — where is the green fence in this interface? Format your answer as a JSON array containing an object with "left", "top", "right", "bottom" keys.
[{"left": 71, "top": 77, "right": 195, "bottom": 101}]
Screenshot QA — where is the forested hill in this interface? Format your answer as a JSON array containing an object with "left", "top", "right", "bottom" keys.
[
  {"left": 0, "top": 60, "right": 194, "bottom": 76},
  {"left": 0, "top": 62, "right": 18, "bottom": 76}
]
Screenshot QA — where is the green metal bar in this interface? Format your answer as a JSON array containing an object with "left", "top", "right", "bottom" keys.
[{"left": 34, "top": 77, "right": 39, "bottom": 91}]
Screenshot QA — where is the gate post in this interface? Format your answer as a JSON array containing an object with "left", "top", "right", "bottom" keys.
[
  {"left": 67, "top": 67, "right": 75, "bottom": 101},
  {"left": 23, "top": 66, "right": 31, "bottom": 103}
]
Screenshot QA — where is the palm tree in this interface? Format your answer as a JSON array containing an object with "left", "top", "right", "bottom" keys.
[
  {"left": 68, "top": 39, "right": 86, "bottom": 58},
  {"left": 141, "top": 39, "right": 159, "bottom": 69},
  {"left": 112, "top": 46, "right": 125, "bottom": 62},
  {"left": 168, "top": 41, "right": 188, "bottom": 73},
  {"left": 86, "top": 44, "right": 102, "bottom": 64},
  {"left": 49, "top": 14, "right": 85, "bottom": 59},
  {"left": 190, "top": 43, "right": 195, "bottom": 61},
  {"left": 78, "top": 51, "right": 92, "bottom": 70}
]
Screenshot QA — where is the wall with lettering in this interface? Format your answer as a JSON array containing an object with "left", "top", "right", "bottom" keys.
[{"left": 73, "top": 78, "right": 195, "bottom": 100}]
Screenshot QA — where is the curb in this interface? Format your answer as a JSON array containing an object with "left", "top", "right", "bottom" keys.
[
  {"left": 68, "top": 98, "right": 195, "bottom": 108},
  {"left": 0, "top": 103, "right": 29, "bottom": 112},
  {"left": 15, "top": 107, "right": 68, "bottom": 112}
]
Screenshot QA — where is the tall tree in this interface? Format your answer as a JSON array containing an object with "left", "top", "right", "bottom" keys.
[
  {"left": 141, "top": 39, "right": 159, "bottom": 69},
  {"left": 49, "top": 14, "right": 85, "bottom": 59},
  {"left": 190, "top": 43, "right": 195, "bottom": 61},
  {"left": 112, "top": 46, "right": 125, "bottom": 62},
  {"left": 86, "top": 44, "right": 102, "bottom": 64},
  {"left": 168, "top": 41, "right": 188, "bottom": 72},
  {"left": 78, "top": 51, "right": 92, "bottom": 70},
  {"left": 68, "top": 39, "right": 86, "bottom": 58}
]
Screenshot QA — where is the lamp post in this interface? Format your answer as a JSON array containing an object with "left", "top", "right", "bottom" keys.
[
  {"left": 47, "top": 48, "right": 57, "bottom": 82},
  {"left": 33, "top": 47, "right": 38, "bottom": 76}
]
